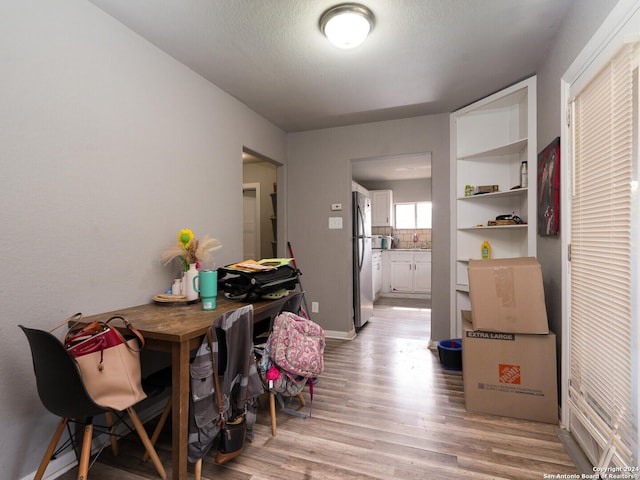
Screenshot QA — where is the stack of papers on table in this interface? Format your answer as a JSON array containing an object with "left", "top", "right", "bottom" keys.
[{"left": 225, "top": 258, "right": 292, "bottom": 272}]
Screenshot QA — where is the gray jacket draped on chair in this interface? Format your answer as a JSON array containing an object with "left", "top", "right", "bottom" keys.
[{"left": 187, "top": 304, "right": 263, "bottom": 463}]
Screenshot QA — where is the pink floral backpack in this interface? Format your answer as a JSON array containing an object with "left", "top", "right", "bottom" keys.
[{"left": 267, "top": 312, "right": 325, "bottom": 378}]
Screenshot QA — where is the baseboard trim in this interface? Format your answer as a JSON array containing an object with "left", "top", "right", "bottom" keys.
[
  {"left": 379, "top": 292, "right": 431, "bottom": 300},
  {"left": 325, "top": 328, "right": 357, "bottom": 340},
  {"left": 556, "top": 427, "right": 593, "bottom": 475}
]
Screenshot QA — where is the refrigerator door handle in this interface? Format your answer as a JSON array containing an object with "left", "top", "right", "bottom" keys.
[
  {"left": 356, "top": 203, "right": 366, "bottom": 270},
  {"left": 357, "top": 203, "right": 365, "bottom": 234}
]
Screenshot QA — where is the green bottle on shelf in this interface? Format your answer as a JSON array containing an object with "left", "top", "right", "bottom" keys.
[{"left": 481, "top": 240, "right": 491, "bottom": 260}]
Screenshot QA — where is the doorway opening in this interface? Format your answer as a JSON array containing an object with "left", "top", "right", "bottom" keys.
[
  {"left": 242, "top": 148, "right": 280, "bottom": 259},
  {"left": 242, "top": 183, "right": 260, "bottom": 260},
  {"left": 350, "top": 152, "right": 433, "bottom": 310}
]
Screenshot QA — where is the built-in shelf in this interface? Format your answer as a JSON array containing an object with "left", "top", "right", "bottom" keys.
[
  {"left": 270, "top": 191, "right": 277, "bottom": 256},
  {"left": 450, "top": 76, "right": 537, "bottom": 337},
  {"left": 458, "top": 224, "right": 529, "bottom": 231},
  {"left": 458, "top": 137, "right": 528, "bottom": 160},
  {"left": 457, "top": 187, "right": 527, "bottom": 201}
]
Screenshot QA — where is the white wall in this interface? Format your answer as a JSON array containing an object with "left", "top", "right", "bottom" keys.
[
  {"left": 286, "top": 115, "right": 450, "bottom": 340},
  {"left": 359, "top": 178, "right": 432, "bottom": 203},
  {"left": 535, "top": 0, "right": 620, "bottom": 362},
  {"left": 0, "top": 1, "right": 285, "bottom": 477}
]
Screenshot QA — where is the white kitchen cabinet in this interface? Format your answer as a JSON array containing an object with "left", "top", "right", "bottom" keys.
[
  {"left": 372, "top": 250, "right": 382, "bottom": 299},
  {"left": 370, "top": 190, "right": 393, "bottom": 227},
  {"left": 381, "top": 251, "right": 391, "bottom": 293},
  {"left": 450, "top": 76, "right": 537, "bottom": 335},
  {"left": 389, "top": 251, "right": 431, "bottom": 294},
  {"left": 414, "top": 254, "right": 431, "bottom": 293},
  {"left": 390, "top": 255, "right": 413, "bottom": 291}
]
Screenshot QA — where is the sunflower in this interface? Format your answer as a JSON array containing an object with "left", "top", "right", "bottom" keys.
[
  {"left": 161, "top": 229, "right": 222, "bottom": 271},
  {"left": 178, "top": 229, "right": 194, "bottom": 249}
]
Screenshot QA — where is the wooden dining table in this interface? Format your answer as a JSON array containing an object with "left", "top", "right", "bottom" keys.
[{"left": 80, "top": 293, "right": 290, "bottom": 480}]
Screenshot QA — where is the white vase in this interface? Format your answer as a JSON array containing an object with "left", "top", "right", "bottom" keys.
[
  {"left": 184, "top": 263, "right": 199, "bottom": 301},
  {"left": 172, "top": 278, "right": 183, "bottom": 295}
]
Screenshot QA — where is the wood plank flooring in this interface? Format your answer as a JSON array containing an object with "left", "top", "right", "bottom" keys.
[{"left": 57, "top": 298, "right": 578, "bottom": 479}]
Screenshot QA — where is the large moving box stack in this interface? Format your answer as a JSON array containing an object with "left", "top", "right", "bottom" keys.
[{"left": 463, "top": 257, "right": 558, "bottom": 424}]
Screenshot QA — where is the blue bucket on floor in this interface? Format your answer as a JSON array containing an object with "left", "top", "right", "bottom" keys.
[{"left": 437, "top": 338, "right": 462, "bottom": 371}]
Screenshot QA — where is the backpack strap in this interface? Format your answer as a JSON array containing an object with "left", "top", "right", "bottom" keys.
[
  {"left": 206, "top": 326, "right": 251, "bottom": 427},
  {"left": 207, "top": 328, "right": 226, "bottom": 429}
]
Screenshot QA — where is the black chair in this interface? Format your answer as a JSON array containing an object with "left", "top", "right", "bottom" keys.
[
  {"left": 253, "top": 291, "right": 305, "bottom": 343},
  {"left": 19, "top": 325, "right": 167, "bottom": 480},
  {"left": 279, "top": 291, "right": 304, "bottom": 316}
]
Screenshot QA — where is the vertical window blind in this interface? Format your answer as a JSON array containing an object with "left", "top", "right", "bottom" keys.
[{"left": 569, "top": 42, "right": 638, "bottom": 467}]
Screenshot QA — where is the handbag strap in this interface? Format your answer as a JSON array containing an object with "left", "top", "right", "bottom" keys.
[
  {"left": 105, "top": 315, "right": 145, "bottom": 351},
  {"left": 50, "top": 312, "right": 84, "bottom": 333}
]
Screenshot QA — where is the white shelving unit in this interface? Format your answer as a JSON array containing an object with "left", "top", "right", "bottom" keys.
[{"left": 449, "top": 76, "right": 537, "bottom": 337}]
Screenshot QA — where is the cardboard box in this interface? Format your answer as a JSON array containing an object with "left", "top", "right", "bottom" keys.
[
  {"left": 462, "top": 313, "right": 558, "bottom": 423},
  {"left": 468, "top": 257, "right": 549, "bottom": 334}
]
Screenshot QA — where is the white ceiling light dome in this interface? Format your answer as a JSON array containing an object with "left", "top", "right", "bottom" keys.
[{"left": 320, "top": 3, "right": 375, "bottom": 49}]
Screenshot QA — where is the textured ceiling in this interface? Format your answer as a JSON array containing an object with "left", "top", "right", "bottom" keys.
[{"left": 88, "top": 0, "right": 575, "bottom": 135}]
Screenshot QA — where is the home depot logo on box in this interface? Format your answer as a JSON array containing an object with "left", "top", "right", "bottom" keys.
[{"left": 499, "top": 364, "right": 521, "bottom": 384}]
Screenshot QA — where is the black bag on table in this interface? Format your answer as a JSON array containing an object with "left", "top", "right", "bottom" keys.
[{"left": 219, "top": 264, "right": 298, "bottom": 301}]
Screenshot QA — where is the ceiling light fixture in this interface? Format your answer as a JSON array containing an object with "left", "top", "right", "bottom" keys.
[{"left": 319, "top": 3, "right": 374, "bottom": 50}]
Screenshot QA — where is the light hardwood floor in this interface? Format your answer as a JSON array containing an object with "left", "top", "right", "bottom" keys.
[{"left": 57, "top": 298, "right": 578, "bottom": 479}]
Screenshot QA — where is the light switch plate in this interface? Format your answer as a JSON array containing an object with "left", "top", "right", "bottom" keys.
[
  {"left": 331, "top": 203, "right": 342, "bottom": 211},
  {"left": 328, "top": 217, "right": 343, "bottom": 229}
]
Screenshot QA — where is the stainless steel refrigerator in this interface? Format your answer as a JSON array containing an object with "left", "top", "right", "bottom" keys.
[{"left": 352, "top": 191, "right": 373, "bottom": 329}]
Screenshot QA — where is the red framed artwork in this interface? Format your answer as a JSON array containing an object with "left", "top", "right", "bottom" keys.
[{"left": 537, "top": 137, "right": 560, "bottom": 236}]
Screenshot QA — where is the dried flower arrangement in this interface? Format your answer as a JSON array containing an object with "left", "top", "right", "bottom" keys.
[{"left": 161, "top": 228, "right": 222, "bottom": 271}]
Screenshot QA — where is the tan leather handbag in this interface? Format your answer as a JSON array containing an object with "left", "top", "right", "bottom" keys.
[{"left": 58, "top": 314, "right": 147, "bottom": 411}]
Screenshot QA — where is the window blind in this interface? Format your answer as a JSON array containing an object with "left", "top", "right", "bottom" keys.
[{"left": 569, "top": 43, "right": 638, "bottom": 467}]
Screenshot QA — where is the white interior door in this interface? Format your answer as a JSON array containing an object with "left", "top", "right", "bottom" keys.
[{"left": 243, "top": 183, "right": 261, "bottom": 260}]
